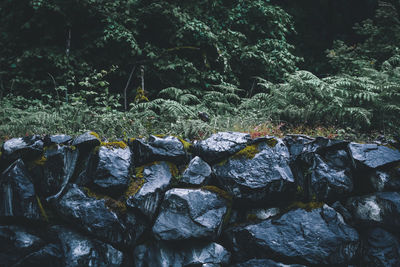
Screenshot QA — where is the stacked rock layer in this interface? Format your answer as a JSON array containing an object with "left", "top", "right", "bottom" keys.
[{"left": 1, "top": 131, "right": 400, "bottom": 266}]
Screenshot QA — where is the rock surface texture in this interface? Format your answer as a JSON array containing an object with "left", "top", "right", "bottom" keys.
[{"left": 1, "top": 132, "right": 400, "bottom": 266}]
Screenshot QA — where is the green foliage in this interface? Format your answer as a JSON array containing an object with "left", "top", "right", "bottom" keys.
[{"left": 0, "top": 0, "right": 300, "bottom": 103}]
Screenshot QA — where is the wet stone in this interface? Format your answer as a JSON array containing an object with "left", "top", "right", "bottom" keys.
[
  {"left": 133, "top": 241, "right": 230, "bottom": 267},
  {"left": 131, "top": 135, "right": 186, "bottom": 166},
  {"left": 213, "top": 139, "right": 295, "bottom": 203},
  {"left": 2, "top": 135, "right": 44, "bottom": 161},
  {"left": 225, "top": 204, "right": 359, "bottom": 265},
  {"left": 346, "top": 192, "right": 400, "bottom": 230},
  {"left": 194, "top": 132, "right": 251, "bottom": 164},
  {"left": 153, "top": 188, "right": 228, "bottom": 241},
  {"left": 92, "top": 146, "right": 131, "bottom": 196},
  {"left": 349, "top": 143, "right": 400, "bottom": 169},
  {"left": 0, "top": 159, "right": 42, "bottom": 221},
  {"left": 52, "top": 225, "right": 124, "bottom": 267},
  {"left": 180, "top": 156, "right": 212, "bottom": 186},
  {"left": 72, "top": 131, "right": 100, "bottom": 149},
  {"left": 126, "top": 161, "right": 173, "bottom": 220}
]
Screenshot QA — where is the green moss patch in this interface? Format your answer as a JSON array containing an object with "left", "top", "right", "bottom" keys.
[
  {"left": 84, "top": 187, "right": 127, "bottom": 214},
  {"left": 233, "top": 144, "right": 260, "bottom": 159}
]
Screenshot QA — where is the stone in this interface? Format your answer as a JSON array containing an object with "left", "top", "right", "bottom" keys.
[
  {"left": 180, "top": 156, "right": 212, "bottom": 186},
  {"left": 50, "top": 134, "right": 72, "bottom": 145},
  {"left": 52, "top": 184, "right": 144, "bottom": 247},
  {"left": 126, "top": 161, "right": 173, "bottom": 220},
  {"left": 153, "top": 188, "right": 228, "bottom": 241},
  {"left": 72, "top": 131, "right": 100, "bottom": 148},
  {"left": 283, "top": 134, "right": 314, "bottom": 161},
  {"left": 2, "top": 135, "right": 43, "bottom": 161},
  {"left": 0, "top": 225, "right": 62, "bottom": 267},
  {"left": 309, "top": 152, "right": 353, "bottom": 201},
  {"left": 346, "top": 192, "right": 400, "bottom": 230},
  {"left": 233, "top": 259, "right": 306, "bottom": 267},
  {"left": 367, "top": 169, "right": 400, "bottom": 192},
  {"left": 92, "top": 146, "right": 131, "bottom": 196},
  {"left": 131, "top": 135, "right": 186, "bottom": 166},
  {"left": 194, "top": 132, "right": 251, "bottom": 164},
  {"left": 31, "top": 145, "right": 78, "bottom": 200},
  {"left": 51, "top": 225, "right": 124, "bottom": 267},
  {"left": 349, "top": 143, "right": 400, "bottom": 169},
  {"left": 362, "top": 227, "right": 400, "bottom": 267},
  {"left": 225, "top": 204, "right": 359, "bottom": 265},
  {"left": 133, "top": 241, "right": 230, "bottom": 267},
  {"left": 213, "top": 139, "right": 295, "bottom": 203},
  {"left": 0, "top": 159, "right": 43, "bottom": 221}
]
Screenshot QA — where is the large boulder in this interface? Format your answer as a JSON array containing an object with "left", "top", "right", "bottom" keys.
[
  {"left": 126, "top": 161, "right": 173, "bottom": 220},
  {"left": 153, "top": 188, "right": 228, "bottom": 241},
  {"left": 131, "top": 135, "right": 187, "bottom": 166},
  {"left": 133, "top": 241, "right": 230, "bottom": 267},
  {"left": 0, "top": 159, "right": 43, "bottom": 221},
  {"left": 213, "top": 139, "right": 295, "bottom": 203},
  {"left": 0, "top": 225, "right": 61, "bottom": 267},
  {"left": 346, "top": 192, "right": 400, "bottom": 230},
  {"left": 91, "top": 146, "right": 131, "bottom": 196},
  {"left": 194, "top": 132, "right": 251, "bottom": 164},
  {"left": 52, "top": 225, "right": 124, "bottom": 267},
  {"left": 362, "top": 227, "right": 400, "bottom": 267},
  {"left": 180, "top": 156, "right": 212, "bottom": 186},
  {"left": 225, "top": 204, "right": 359, "bottom": 265},
  {"left": 349, "top": 143, "right": 400, "bottom": 169},
  {"left": 52, "top": 184, "right": 145, "bottom": 247},
  {"left": 2, "top": 135, "right": 44, "bottom": 161}
]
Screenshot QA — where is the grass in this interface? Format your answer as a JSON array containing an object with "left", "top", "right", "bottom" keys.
[{"left": 0, "top": 97, "right": 392, "bottom": 145}]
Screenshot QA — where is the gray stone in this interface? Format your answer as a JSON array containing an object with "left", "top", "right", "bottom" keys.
[
  {"left": 349, "top": 143, "right": 400, "bottom": 169},
  {"left": 194, "top": 132, "right": 251, "bottom": 164},
  {"left": 126, "top": 161, "right": 173, "bottom": 220},
  {"left": 153, "top": 188, "right": 228, "bottom": 241},
  {"left": 131, "top": 135, "right": 186, "bottom": 166},
  {"left": 133, "top": 241, "right": 230, "bottom": 267},
  {"left": 2, "top": 135, "right": 43, "bottom": 161},
  {"left": 233, "top": 258, "right": 306, "bottom": 267},
  {"left": 346, "top": 192, "right": 400, "bottom": 229},
  {"left": 213, "top": 139, "right": 295, "bottom": 203},
  {"left": 225, "top": 204, "right": 359, "bottom": 265},
  {"left": 52, "top": 225, "right": 124, "bottom": 267},
  {"left": 0, "top": 225, "right": 62, "bottom": 267},
  {"left": 0, "top": 159, "right": 43, "bottom": 221},
  {"left": 52, "top": 184, "right": 145, "bottom": 247},
  {"left": 50, "top": 134, "right": 72, "bottom": 145},
  {"left": 362, "top": 227, "right": 400, "bottom": 267},
  {"left": 72, "top": 131, "right": 100, "bottom": 148},
  {"left": 181, "top": 156, "right": 212, "bottom": 185},
  {"left": 92, "top": 146, "right": 131, "bottom": 196}
]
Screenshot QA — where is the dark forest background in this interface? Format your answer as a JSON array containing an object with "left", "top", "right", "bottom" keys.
[{"left": 1, "top": 0, "right": 399, "bottom": 139}]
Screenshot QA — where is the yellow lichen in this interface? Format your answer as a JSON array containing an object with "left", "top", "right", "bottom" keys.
[
  {"left": 36, "top": 195, "right": 49, "bottom": 222},
  {"left": 287, "top": 201, "right": 324, "bottom": 212},
  {"left": 233, "top": 144, "right": 259, "bottom": 159},
  {"left": 202, "top": 185, "right": 233, "bottom": 202},
  {"left": 101, "top": 141, "right": 128, "bottom": 149},
  {"left": 217, "top": 159, "right": 228, "bottom": 166},
  {"left": 70, "top": 145, "right": 77, "bottom": 150},
  {"left": 124, "top": 178, "right": 145, "bottom": 198},
  {"left": 90, "top": 131, "right": 101, "bottom": 140},
  {"left": 246, "top": 213, "right": 259, "bottom": 221},
  {"left": 83, "top": 187, "right": 127, "bottom": 214},
  {"left": 266, "top": 137, "right": 278, "bottom": 147},
  {"left": 135, "top": 166, "right": 145, "bottom": 179},
  {"left": 32, "top": 155, "right": 47, "bottom": 166}
]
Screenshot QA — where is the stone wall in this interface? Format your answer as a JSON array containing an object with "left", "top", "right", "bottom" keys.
[{"left": 1, "top": 131, "right": 400, "bottom": 266}]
